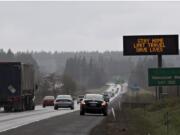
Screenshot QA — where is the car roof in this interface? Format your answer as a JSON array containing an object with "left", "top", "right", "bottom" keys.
[
  {"left": 84, "top": 94, "right": 103, "bottom": 98},
  {"left": 84, "top": 94, "right": 103, "bottom": 100},
  {"left": 85, "top": 94, "right": 102, "bottom": 96},
  {"left": 56, "top": 95, "right": 72, "bottom": 99},
  {"left": 44, "top": 96, "right": 55, "bottom": 99}
]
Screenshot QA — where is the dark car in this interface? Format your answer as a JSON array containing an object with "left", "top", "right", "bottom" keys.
[
  {"left": 42, "top": 96, "right": 55, "bottom": 108},
  {"left": 80, "top": 94, "right": 108, "bottom": 116},
  {"left": 54, "top": 95, "right": 74, "bottom": 110}
]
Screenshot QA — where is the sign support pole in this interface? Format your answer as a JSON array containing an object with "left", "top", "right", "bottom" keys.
[
  {"left": 155, "top": 86, "right": 158, "bottom": 100},
  {"left": 177, "top": 86, "right": 179, "bottom": 97},
  {"left": 158, "top": 55, "right": 163, "bottom": 99}
]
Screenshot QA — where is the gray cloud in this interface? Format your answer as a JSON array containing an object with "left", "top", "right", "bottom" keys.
[{"left": 0, "top": 1, "right": 180, "bottom": 52}]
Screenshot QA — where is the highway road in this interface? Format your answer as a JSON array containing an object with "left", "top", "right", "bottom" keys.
[
  {"left": 0, "top": 83, "right": 128, "bottom": 135},
  {"left": 0, "top": 111, "right": 105, "bottom": 135}
]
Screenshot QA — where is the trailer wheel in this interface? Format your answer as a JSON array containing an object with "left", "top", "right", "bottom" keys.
[
  {"left": 19, "top": 101, "right": 25, "bottom": 112},
  {"left": 4, "top": 107, "right": 10, "bottom": 112}
]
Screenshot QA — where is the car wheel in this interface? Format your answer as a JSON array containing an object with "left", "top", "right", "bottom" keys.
[
  {"left": 54, "top": 106, "right": 58, "bottom": 110},
  {"left": 4, "top": 106, "right": 10, "bottom": 112},
  {"left": 80, "top": 110, "right": 85, "bottom": 115},
  {"left": 103, "top": 111, "right": 108, "bottom": 116},
  {"left": 70, "top": 106, "right": 74, "bottom": 110}
]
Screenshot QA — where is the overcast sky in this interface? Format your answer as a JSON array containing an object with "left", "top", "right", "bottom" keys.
[{"left": 0, "top": 1, "right": 180, "bottom": 52}]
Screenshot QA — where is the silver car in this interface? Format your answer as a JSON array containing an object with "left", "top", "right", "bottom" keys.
[{"left": 54, "top": 95, "right": 74, "bottom": 110}]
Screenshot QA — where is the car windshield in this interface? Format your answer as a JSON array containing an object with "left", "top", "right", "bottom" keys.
[
  {"left": 56, "top": 95, "right": 72, "bottom": 100},
  {"left": 84, "top": 94, "right": 103, "bottom": 101},
  {"left": 44, "top": 96, "right": 54, "bottom": 100}
]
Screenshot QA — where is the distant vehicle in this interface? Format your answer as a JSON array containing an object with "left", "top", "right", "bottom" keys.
[
  {"left": 54, "top": 95, "right": 74, "bottom": 110},
  {"left": 77, "top": 95, "right": 84, "bottom": 104},
  {"left": 103, "top": 91, "right": 113, "bottom": 98},
  {"left": 102, "top": 93, "right": 110, "bottom": 102},
  {"left": 115, "top": 88, "right": 119, "bottom": 94},
  {"left": 0, "top": 62, "right": 37, "bottom": 112},
  {"left": 110, "top": 92, "right": 115, "bottom": 97},
  {"left": 42, "top": 96, "right": 55, "bottom": 108},
  {"left": 80, "top": 94, "right": 108, "bottom": 116}
]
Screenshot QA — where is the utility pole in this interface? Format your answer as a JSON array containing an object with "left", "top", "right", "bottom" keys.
[
  {"left": 164, "top": 112, "right": 169, "bottom": 135},
  {"left": 155, "top": 86, "right": 158, "bottom": 100},
  {"left": 177, "top": 86, "right": 179, "bottom": 97},
  {"left": 158, "top": 55, "right": 163, "bottom": 99}
]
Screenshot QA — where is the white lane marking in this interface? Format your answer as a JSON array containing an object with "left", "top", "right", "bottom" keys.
[
  {"left": 111, "top": 107, "right": 116, "bottom": 120},
  {"left": 0, "top": 104, "right": 80, "bottom": 133},
  {"left": 0, "top": 83, "right": 128, "bottom": 133},
  {"left": 0, "top": 106, "right": 50, "bottom": 122},
  {"left": 0, "top": 108, "right": 79, "bottom": 133}
]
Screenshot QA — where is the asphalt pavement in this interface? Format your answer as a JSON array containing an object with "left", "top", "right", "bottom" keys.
[
  {"left": 0, "top": 111, "right": 104, "bottom": 135},
  {"left": 0, "top": 83, "right": 128, "bottom": 135},
  {"left": 0, "top": 105, "right": 79, "bottom": 132}
]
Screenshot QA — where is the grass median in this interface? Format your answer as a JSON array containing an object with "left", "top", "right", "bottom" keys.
[{"left": 91, "top": 90, "right": 180, "bottom": 135}]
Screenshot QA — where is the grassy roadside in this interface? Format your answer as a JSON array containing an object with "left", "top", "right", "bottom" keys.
[
  {"left": 91, "top": 89, "right": 180, "bottom": 135},
  {"left": 123, "top": 88, "right": 155, "bottom": 103},
  {"left": 125, "top": 97, "right": 180, "bottom": 135}
]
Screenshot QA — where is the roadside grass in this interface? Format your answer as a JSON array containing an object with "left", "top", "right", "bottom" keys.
[
  {"left": 126, "top": 97, "right": 180, "bottom": 135},
  {"left": 123, "top": 89, "right": 155, "bottom": 103},
  {"left": 91, "top": 89, "right": 180, "bottom": 135}
]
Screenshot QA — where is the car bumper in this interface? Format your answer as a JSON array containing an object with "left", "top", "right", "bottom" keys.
[
  {"left": 81, "top": 106, "right": 107, "bottom": 113},
  {"left": 43, "top": 102, "right": 54, "bottom": 106},
  {"left": 55, "top": 103, "right": 73, "bottom": 108}
]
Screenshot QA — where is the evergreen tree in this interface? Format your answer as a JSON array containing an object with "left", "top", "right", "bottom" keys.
[{"left": 61, "top": 74, "right": 77, "bottom": 96}]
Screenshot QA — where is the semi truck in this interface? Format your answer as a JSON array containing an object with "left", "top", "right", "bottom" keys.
[{"left": 0, "top": 62, "right": 37, "bottom": 112}]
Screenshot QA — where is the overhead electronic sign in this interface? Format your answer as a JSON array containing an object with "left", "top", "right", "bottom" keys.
[{"left": 123, "top": 35, "right": 179, "bottom": 55}]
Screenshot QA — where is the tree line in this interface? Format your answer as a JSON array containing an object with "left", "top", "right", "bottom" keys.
[
  {"left": 64, "top": 56, "right": 107, "bottom": 89},
  {"left": 2, "top": 49, "right": 180, "bottom": 100}
]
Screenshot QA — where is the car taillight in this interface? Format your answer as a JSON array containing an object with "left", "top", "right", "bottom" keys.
[
  {"left": 8, "top": 96, "right": 21, "bottom": 102},
  {"left": 81, "top": 101, "right": 86, "bottom": 105},
  {"left": 101, "top": 101, "right": 106, "bottom": 106}
]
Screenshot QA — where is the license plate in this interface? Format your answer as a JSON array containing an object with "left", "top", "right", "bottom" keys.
[
  {"left": 58, "top": 102, "right": 64, "bottom": 103},
  {"left": 90, "top": 103, "right": 96, "bottom": 107}
]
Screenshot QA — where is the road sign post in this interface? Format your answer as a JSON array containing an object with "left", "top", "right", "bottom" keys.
[
  {"left": 177, "top": 86, "right": 179, "bottom": 96},
  {"left": 158, "top": 55, "right": 163, "bottom": 99},
  {"left": 155, "top": 86, "right": 158, "bottom": 100},
  {"left": 123, "top": 34, "right": 179, "bottom": 100}
]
